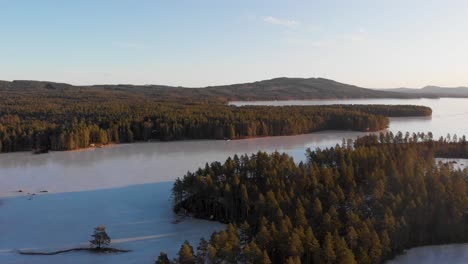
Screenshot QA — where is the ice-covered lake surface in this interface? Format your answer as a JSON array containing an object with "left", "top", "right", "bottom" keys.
[
  {"left": 1, "top": 98, "right": 468, "bottom": 263},
  {"left": 385, "top": 244, "right": 468, "bottom": 264},
  {"left": 0, "top": 183, "right": 225, "bottom": 264}
]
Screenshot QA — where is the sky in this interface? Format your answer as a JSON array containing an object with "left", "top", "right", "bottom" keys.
[{"left": 1, "top": 0, "right": 468, "bottom": 88}]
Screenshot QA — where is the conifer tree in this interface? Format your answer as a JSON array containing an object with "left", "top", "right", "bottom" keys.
[
  {"left": 196, "top": 238, "right": 208, "bottom": 264},
  {"left": 335, "top": 236, "right": 357, "bottom": 264},
  {"left": 261, "top": 250, "right": 272, "bottom": 264},
  {"left": 178, "top": 240, "right": 195, "bottom": 264},
  {"left": 89, "top": 225, "right": 110, "bottom": 249},
  {"left": 155, "top": 252, "right": 171, "bottom": 264},
  {"left": 304, "top": 227, "right": 320, "bottom": 264},
  {"left": 322, "top": 232, "right": 336, "bottom": 264}
]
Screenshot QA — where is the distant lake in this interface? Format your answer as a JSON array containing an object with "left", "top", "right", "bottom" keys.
[{"left": 1, "top": 98, "right": 467, "bottom": 263}]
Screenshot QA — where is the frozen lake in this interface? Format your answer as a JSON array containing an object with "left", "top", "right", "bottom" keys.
[
  {"left": 0, "top": 183, "right": 224, "bottom": 264},
  {"left": 1, "top": 98, "right": 467, "bottom": 263}
]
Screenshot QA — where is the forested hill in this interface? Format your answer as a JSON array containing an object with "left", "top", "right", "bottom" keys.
[
  {"left": 0, "top": 78, "right": 433, "bottom": 102},
  {"left": 189, "top": 78, "right": 430, "bottom": 100}
]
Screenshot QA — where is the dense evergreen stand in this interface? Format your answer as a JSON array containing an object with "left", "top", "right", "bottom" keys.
[
  {"left": 0, "top": 101, "right": 430, "bottom": 153},
  {"left": 169, "top": 133, "right": 467, "bottom": 264}
]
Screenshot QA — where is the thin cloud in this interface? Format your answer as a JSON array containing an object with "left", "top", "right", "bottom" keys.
[{"left": 263, "top": 16, "right": 299, "bottom": 28}]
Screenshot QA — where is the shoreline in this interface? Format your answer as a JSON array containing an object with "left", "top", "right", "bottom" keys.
[
  {"left": 63, "top": 143, "right": 117, "bottom": 153},
  {"left": 4, "top": 124, "right": 465, "bottom": 157},
  {"left": 385, "top": 242, "right": 468, "bottom": 263},
  {"left": 0, "top": 131, "right": 369, "bottom": 155},
  {"left": 0, "top": 127, "right": 403, "bottom": 156}
]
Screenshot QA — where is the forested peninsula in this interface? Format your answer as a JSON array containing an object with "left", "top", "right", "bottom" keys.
[
  {"left": 0, "top": 79, "right": 432, "bottom": 153},
  {"left": 170, "top": 133, "right": 468, "bottom": 264},
  {"left": 0, "top": 102, "right": 430, "bottom": 153}
]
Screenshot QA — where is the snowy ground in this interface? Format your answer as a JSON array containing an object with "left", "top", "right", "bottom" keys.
[
  {"left": 436, "top": 158, "right": 468, "bottom": 170},
  {"left": 0, "top": 182, "right": 224, "bottom": 264},
  {"left": 387, "top": 244, "right": 468, "bottom": 264}
]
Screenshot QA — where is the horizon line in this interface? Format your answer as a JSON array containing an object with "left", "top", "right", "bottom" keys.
[{"left": 2, "top": 77, "right": 466, "bottom": 90}]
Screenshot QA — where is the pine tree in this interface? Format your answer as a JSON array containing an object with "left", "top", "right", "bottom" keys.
[
  {"left": 295, "top": 203, "right": 308, "bottom": 227},
  {"left": 345, "top": 226, "right": 358, "bottom": 250},
  {"left": 255, "top": 224, "right": 271, "bottom": 248},
  {"left": 239, "top": 221, "right": 251, "bottom": 247},
  {"left": 155, "top": 252, "right": 171, "bottom": 264},
  {"left": 207, "top": 244, "right": 217, "bottom": 264},
  {"left": 178, "top": 240, "right": 195, "bottom": 264},
  {"left": 322, "top": 232, "right": 336, "bottom": 264},
  {"left": 89, "top": 225, "right": 110, "bottom": 249},
  {"left": 369, "top": 231, "right": 382, "bottom": 263},
  {"left": 356, "top": 247, "right": 371, "bottom": 264},
  {"left": 245, "top": 241, "right": 263, "bottom": 263},
  {"left": 288, "top": 232, "right": 304, "bottom": 257},
  {"left": 285, "top": 255, "right": 301, "bottom": 264},
  {"left": 304, "top": 227, "right": 320, "bottom": 264},
  {"left": 196, "top": 238, "right": 208, "bottom": 264},
  {"left": 261, "top": 250, "right": 272, "bottom": 264},
  {"left": 312, "top": 197, "right": 323, "bottom": 220},
  {"left": 335, "top": 235, "right": 356, "bottom": 264}
]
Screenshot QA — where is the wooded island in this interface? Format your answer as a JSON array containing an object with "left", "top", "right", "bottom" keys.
[{"left": 170, "top": 133, "right": 468, "bottom": 264}]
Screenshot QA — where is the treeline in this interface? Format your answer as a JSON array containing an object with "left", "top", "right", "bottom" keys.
[
  {"left": 169, "top": 133, "right": 468, "bottom": 264},
  {"left": 328, "top": 104, "right": 432, "bottom": 117},
  {"left": 0, "top": 101, "right": 430, "bottom": 153}
]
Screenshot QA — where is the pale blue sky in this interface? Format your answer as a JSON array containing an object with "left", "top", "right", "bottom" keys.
[{"left": 1, "top": 0, "right": 468, "bottom": 88}]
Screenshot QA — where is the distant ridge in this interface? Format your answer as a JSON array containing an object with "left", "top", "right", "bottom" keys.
[{"left": 0, "top": 77, "right": 440, "bottom": 102}]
